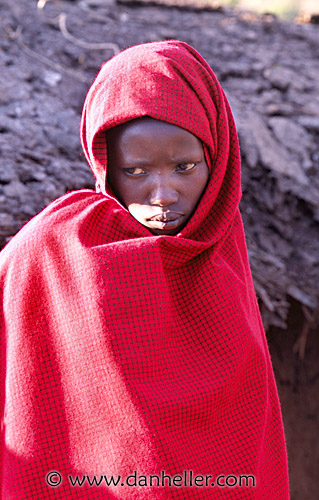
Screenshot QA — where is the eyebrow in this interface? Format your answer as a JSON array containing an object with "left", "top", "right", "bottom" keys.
[
  {"left": 171, "top": 155, "right": 203, "bottom": 163},
  {"left": 123, "top": 158, "right": 153, "bottom": 166},
  {"left": 123, "top": 154, "right": 203, "bottom": 166}
]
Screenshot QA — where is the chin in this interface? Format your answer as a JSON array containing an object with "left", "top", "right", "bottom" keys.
[{"left": 148, "top": 228, "right": 180, "bottom": 236}]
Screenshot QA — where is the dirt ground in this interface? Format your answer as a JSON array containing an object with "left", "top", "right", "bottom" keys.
[{"left": 0, "top": 0, "right": 318, "bottom": 498}]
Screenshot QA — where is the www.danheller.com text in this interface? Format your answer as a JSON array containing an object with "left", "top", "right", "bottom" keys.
[{"left": 45, "top": 470, "right": 256, "bottom": 488}]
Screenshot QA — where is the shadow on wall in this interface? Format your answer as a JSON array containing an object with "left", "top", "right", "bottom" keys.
[{"left": 268, "top": 299, "right": 319, "bottom": 500}]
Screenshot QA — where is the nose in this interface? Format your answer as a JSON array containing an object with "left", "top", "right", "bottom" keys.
[{"left": 149, "top": 177, "right": 179, "bottom": 207}]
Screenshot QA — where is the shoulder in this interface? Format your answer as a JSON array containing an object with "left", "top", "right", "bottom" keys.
[{"left": 0, "top": 189, "right": 116, "bottom": 274}]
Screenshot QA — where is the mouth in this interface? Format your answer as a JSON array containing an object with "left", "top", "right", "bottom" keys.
[{"left": 147, "top": 212, "right": 184, "bottom": 232}]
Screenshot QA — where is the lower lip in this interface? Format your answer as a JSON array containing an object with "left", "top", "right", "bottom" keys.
[{"left": 147, "top": 217, "right": 183, "bottom": 231}]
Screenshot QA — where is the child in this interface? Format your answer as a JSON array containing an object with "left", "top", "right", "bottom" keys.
[{"left": 0, "top": 40, "right": 289, "bottom": 499}]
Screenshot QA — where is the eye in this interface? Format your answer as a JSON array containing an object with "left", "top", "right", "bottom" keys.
[
  {"left": 176, "top": 162, "right": 197, "bottom": 172},
  {"left": 124, "top": 167, "right": 146, "bottom": 176}
]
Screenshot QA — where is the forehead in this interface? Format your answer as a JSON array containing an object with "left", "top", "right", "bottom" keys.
[{"left": 106, "top": 118, "right": 203, "bottom": 160}]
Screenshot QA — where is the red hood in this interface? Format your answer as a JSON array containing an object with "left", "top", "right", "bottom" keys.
[{"left": 80, "top": 40, "right": 241, "bottom": 244}]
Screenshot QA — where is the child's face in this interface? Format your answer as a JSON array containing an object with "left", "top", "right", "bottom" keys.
[{"left": 106, "top": 118, "right": 209, "bottom": 235}]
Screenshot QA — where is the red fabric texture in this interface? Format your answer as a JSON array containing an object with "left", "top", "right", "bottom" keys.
[{"left": 0, "top": 41, "right": 289, "bottom": 498}]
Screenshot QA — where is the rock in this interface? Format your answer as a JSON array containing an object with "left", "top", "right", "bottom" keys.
[
  {"left": 266, "top": 103, "right": 295, "bottom": 116},
  {"left": 300, "top": 99, "right": 319, "bottom": 116},
  {"left": 263, "top": 66, "right": 311, "bottom": 92},
  {"left": 260, "top": 89, "right": 283, "bottom": 105},
  {"left": 159, "top": 27, "right": 176, "bottom": 38},
  {"left": 0, "top": 162, "right": 19, "bottom": 183},
  {"left": 242, "top": 30, "right": 258, "bottom": 42},
  {"left": 19, "top": 149, "right": 51, "bottom": 167},
  {"left": 220, "top": 61, "right": 253, "bottom": 79},
  {"left": 268, "top": 117, "right": 311, "bottom": 155},
  {"left": 224, "top": 77, "right": 265, "bottom": 94},
  {"left": 241, "top": 112, "right": 309, "bottom": 185},
  {"left": 0, "top": 213, "right": 15, "bottom": 227},
  {"left": 263, "top": 66, "right": 291, "bottom": 91},
  {"left": 2, "top": 181, "right": 29, "bottom": 200},
  {"left": 43, "top": 181, "right": 63, "bottom": 200},
  {"left": 287, "top": 284, "right": 317, "bottom": 308},
  {"left": 44, "top": 127, "right": 81, "bottom": 158},
  {"left": 0, "top": 72, "right": 31, "bottom": 104},
  {"left": 43, "top": 70, "right": 63, "bottom": 87},
  {"left": 298, "top": 116, "right": 319, "bottom": 131}
]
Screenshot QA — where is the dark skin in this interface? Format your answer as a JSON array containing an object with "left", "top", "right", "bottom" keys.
[{"left": 106, "top": 117, "right": 209, "bottom": 235}]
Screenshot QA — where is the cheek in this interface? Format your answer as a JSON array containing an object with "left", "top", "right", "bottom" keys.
[
  {"left": 201, "top": 162, "right": 210, "bottom": 185},
  {"left": 127, "top": 203, "right": 151, "bottom": 227},
  {"left": 114, "top": 178, "right": 147, "bottom": 208},
  {"left": 189, "top": 167, "right": 209, "bottom": 205}
]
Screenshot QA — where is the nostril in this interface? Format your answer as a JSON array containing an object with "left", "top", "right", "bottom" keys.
[{"left": 149, "top": 188, "right": 178, "bottom": 206}]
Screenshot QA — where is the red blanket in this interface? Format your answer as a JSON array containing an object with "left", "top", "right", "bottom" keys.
[{"left": 0, "top": 41, "right": 289, "bottom": 498}]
